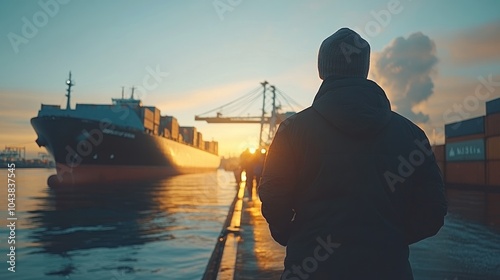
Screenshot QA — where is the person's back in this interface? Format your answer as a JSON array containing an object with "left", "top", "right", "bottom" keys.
[{"left": 258, "top": 28, "right": 447, "bottom": 280}]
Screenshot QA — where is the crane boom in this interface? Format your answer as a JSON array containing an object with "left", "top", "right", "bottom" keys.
[{"left": 195, "top": 81, "right": 299, "bottom": 146}]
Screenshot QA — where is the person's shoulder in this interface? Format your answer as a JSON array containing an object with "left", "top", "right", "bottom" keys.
[
  {"left": 389, "top": 111, "right": 427, "bottom": 136},
  {"left": 274, "top": 107, "right": 317, "bottom": 136},
  {"left": 280, "top": 106, "right": 315, "bottom": 124}
]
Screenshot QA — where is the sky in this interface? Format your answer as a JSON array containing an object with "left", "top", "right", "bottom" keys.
[{"left": 1, "top": 0, "right": 500, "bottom": 158}]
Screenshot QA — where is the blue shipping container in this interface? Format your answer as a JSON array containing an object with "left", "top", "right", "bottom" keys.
[
  {"left": 486, "top": 98, "right": 500, "bottom": 115},
  {"left": 445, "top": 116, "right": 484, "bottom": 138}
]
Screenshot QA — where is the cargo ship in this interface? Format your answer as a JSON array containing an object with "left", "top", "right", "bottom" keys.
[{"left": 31, "top": 72, "right": 220, "bottom": 187}]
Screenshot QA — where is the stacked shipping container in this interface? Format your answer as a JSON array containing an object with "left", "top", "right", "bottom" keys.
[
  {"left": 444, "top": 116, "right": 486, "bottom": 185},
  {"left": 204, "top": 141, "right": 214, "bottom": 153},
  {"left": 438, "top": 97, "right": 500, "bottom": 187},
  {"left": 486, "top": 98, "right": 500, "bottom": 186},
  {"left": 213, "top": 141, "right": 218, "bottom": 155},
  {"left": 145, "top": 106, "right": 161, "bottom": 135},
  {"left": 179, "top": 126, "right": 197, "bottom": 146},
  {"left": 177, "top": 127, "right": 219, "bottom": 152},
  {"left": 141, "top": 107, "right": 155, "bottom": 132},
  {"left": 130, "top": 106, "right": 219, "bottom": 155},
  {"left": 137, "top": 109, "right": 218, "bottom": 155},
  {"left": 197, "top": 132, "right": 204, "bottom": 149},
  {"left": 160, "top": 116, "right": 179, "bottom": 140}
]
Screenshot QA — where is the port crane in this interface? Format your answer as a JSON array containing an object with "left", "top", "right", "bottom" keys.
[
  {"left": 38, "top": 152, "right": 51, "bottom": 161},
  {"left": 0, "top": 146, "right": 26, "bottom": 161},
  {"left": 195, "top": 81, "right": 301, "bottom": 147}
]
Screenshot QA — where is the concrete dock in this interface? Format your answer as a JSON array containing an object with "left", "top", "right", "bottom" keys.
[
  {"left": 234, "top": 196, "right": 285, "bottom": 279},
  {"left": 215, "top": 182, "right": 500, "bottom": 280},
  {"left": 212, "top": 180, "right": 285, "bottom": 280}
]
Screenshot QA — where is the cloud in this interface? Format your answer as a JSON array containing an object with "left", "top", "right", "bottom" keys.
[
  {"left": 371, "top": 32, "right": 438, "bottom": 123},
  {"left": 448, "top": 20, "right": 500, "bottom": 64}
]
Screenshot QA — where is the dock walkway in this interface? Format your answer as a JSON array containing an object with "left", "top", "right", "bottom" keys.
[{"left": 234, "top": 196, "right": 285, "bottom": 279}]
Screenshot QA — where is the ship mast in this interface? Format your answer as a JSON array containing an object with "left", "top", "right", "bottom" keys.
[
  {"left": 65, "top": 71, "right": 75, "bottom": 110},
  {"left": 130, "top": 86, "right": 136, "bottom": 100}
]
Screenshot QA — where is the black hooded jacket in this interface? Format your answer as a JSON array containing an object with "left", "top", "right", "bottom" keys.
[{"left": 258, "top": 77, "right": 447, "bottom": 279}]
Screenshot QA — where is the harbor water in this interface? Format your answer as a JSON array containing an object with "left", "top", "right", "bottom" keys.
[
  {"left": 0, "top": 168, "right": 237, "bottom": 280},
  {"left": 2, "top": 169, "right": 500, "bottom": 279}
]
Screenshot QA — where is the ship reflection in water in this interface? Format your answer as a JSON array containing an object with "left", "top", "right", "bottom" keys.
[{"left": 0, "top": 168, "right": 236, "bottom": 280}]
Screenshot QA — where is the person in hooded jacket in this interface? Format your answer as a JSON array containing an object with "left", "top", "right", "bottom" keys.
[{"left": 258, "top": 28, "right": 447, "bottom": 280}]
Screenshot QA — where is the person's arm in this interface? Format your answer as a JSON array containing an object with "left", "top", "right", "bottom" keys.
[
  {"left": 258, "top": 125, "right": 297, "bottom": 246},
  {"left": 405, "top": 135, "right": 448, "bottom": 244}
]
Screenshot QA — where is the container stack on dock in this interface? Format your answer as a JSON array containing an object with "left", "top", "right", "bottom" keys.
[
  {"left": 435, "top": 97, "right": 500, "bottom": 187},
  {"left": 445, "top": 116, "right": 486, "bottom": 185},
  {"left": 486, "top": 98, "right": 500, "bottom": 186}
]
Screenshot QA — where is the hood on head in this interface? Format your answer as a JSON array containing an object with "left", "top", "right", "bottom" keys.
[{"left": 312, "top": 78, "right": 392, "bottom": 137}]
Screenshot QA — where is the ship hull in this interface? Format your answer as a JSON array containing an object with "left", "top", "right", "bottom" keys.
[{"left": 31, "top": 116, "right": 220, "bottom": 187}]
